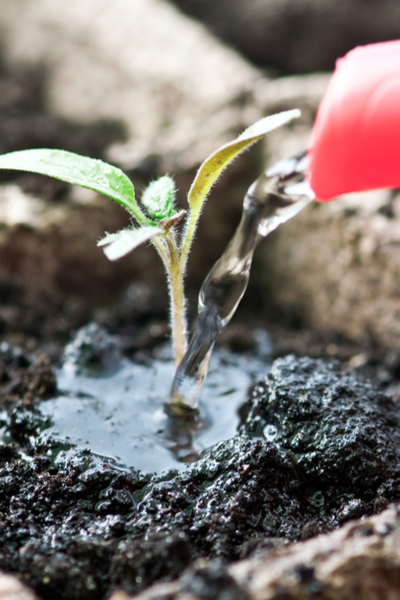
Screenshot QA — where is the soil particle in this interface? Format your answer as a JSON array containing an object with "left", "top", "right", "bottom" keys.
[
  {"left": 63, "top": 322, "right": 123, "bottom": 376},
  {"left": 111, "top": 532, "right": 193, "bottom": 596},
  {"left": 0, "top": 344, "right": 56, "bottom": 408},
  {"left": 180, "top": 559, "right": 249, "bottom": 600}
]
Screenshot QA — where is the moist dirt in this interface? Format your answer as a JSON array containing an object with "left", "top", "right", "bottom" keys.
[{"left": 1, "top": 331, "right": 400, "bottom": 600}]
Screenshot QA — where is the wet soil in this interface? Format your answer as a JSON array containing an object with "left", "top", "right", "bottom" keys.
[{"left": 0, "top": 333, "right": 400, "bottom": 600}]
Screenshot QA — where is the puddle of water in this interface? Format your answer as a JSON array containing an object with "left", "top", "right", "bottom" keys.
[{"left": 38, "top": 341, "right": 270, "bottom": 474}]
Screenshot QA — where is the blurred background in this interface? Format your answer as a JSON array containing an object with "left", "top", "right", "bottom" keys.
[
  {"left": 0, "top": 0, "right": 399, "bottom": 362},
  {"left": 169, "top": 0, "right": 400, "bottom": 74}
]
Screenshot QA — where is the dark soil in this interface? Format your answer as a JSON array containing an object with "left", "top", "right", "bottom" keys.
[{"left": 0, "top": 336, "right": 400, "bottom": 600}]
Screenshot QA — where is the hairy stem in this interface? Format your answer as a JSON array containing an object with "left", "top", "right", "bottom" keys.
[
  {"left": 153, "top": 234, "right": 188, "bottom": 367},
  {"left": 165, "top": 232, "right": 188, "bottom": 366}
]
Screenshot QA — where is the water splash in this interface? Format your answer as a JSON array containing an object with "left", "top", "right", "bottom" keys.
[{"left": 167, "top": 152, "right": 315, "bottom": 416}]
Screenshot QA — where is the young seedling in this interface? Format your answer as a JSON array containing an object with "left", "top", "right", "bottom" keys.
[{"left": 0, "top": 110, "right": 300, "bottom": 408}]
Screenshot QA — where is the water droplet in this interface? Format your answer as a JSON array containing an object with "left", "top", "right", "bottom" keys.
[{"left": 263, "top": 424, "right": 278, "bottom": 442}]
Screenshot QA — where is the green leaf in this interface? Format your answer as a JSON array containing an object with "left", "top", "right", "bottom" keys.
[
  {"left": 141, "top": 175, "right": 177, "bottom": 220},
  {"left": 188, "top": 109, "right": 301, "bottom": 213},
  {"left": 0, "top": 148, "right": 145, "bottom": 221},
  {"left": 98, "top": 225, "right": 163, "bottom": 261}
]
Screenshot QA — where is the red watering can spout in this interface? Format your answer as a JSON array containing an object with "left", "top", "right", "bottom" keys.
[{"left": 307, "top": 40, "right": 400, "bottom": 202}]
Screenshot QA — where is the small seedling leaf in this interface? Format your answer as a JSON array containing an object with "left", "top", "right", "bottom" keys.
[
  {"left": 188, "top": 109, "right": 301, "bottom": 213},
  {"left": 98, "top": 225, "right": 162, "bottom": 261},
  {"left": 0, "top": 149, "right": 143, "bottom": 219},
  {"left": 141, "top": 176, "right": 177, "bottom": 220},
  {"left": 161, "top": 209, "right": 187, "bottom": 232}
]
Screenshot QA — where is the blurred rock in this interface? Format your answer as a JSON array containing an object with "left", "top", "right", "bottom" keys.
[
  {"left": 258, "top": 188, "right": 400, "bottom": 352},
  {"left": 0, "top": 183, "right": 166, "bottom": 343},
  {"left": 117, "top": 505, "right": 400, "bottom": 600},
  {"left": 168, "top": 0, "right": 400, "bottom": 73},
  {"left": 0, "top": 572, "right": 39, "bottom": 599},
  {"left": 232, "top": 505, "right": 400, "bottom": 600},
  {"left": 0, "top": 0, "right": 263, "bottom": 173}
]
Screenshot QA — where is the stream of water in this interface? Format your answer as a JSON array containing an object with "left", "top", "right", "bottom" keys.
[{"left": 167, "top": 152, "right": 315, "bottom": 416}]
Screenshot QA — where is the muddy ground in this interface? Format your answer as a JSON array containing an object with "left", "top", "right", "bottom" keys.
[
  {"left": 2, "top": 331, "right": 400, "bottom": 600},
  {"left": 1, "top": 57, "right": 400, "bottom": 600}
]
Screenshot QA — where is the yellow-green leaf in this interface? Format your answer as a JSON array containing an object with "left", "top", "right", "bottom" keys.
[{"left": 188, "top": 109, "right": 301, "bottom": 213}]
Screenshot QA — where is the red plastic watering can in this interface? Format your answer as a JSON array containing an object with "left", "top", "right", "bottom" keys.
[{"left": 307, "top": 40, "right": 400, "bottom": 201}]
